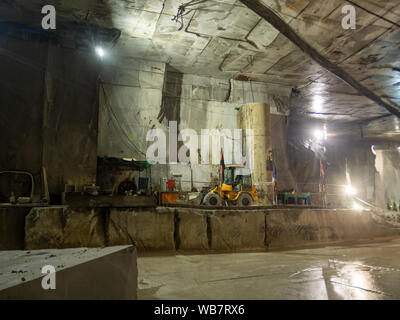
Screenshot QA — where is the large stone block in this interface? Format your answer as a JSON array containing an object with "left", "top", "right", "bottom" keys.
[
  {"left": 265, "top": 209, "right": 400, "bottom": 249},
  {"left": 0, "top": 246, "right": 137, "bottom": 300},
  {"left": 62, "top": 208, "right": 105, "bottom": 248},
  {"left": 209, "top": 210, "right": 266, "bottom": 250},
  {"left": 0, "top": 208, "right": 30, "bottom": 250},
  {"left": 108, "top": 207, "right": 175, "bottom": 251},
  {"left": 176, "top": 208, "right": 209, "bottom": 251},
  {"left": 25, "top": 207, "right": 64, "bottom": 250},
  {"left": 25, "top": 207, "right": 106, "bottom": 249}
]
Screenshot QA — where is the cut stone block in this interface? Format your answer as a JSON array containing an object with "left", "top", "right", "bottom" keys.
[
  {"left": 0, "top": 246, "right": 137, "bottom": 300},
  {"left": 108, "top": 207, "right": 175, "bottom": 251},
  {"left": 209, "top": 210, "right": 266, "bottom": 250},
  {"left": 176, "top": 208, "right": 209, "bottom": 250},
  {"left": 25, "top": 207, "right": 64, "bottom": 250},
  {"left": 265, "top": 209, "right": 400, "bottom": 249},
  {"left": 62, "top": 208, "right": 105, "bottom": 248}
]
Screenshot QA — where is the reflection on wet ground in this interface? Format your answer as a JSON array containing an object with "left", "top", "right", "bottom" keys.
[{"left": 138, "top": 239, "right": 400, "bottom": 300}]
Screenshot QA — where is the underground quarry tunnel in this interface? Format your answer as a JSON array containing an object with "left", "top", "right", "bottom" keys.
[{"left": 1, "top": 0, "right": 400, "bottom": 306}]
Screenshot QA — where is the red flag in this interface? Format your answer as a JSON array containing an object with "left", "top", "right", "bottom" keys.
[
  {"left": 219, "top": 150, "right": 225, "bottom": 184},
  {"left": 319, "top": 159, "right": 326, "bottom": 193},
  {"left": 320, "top": 160, "right": 325, "bottom": 178}
]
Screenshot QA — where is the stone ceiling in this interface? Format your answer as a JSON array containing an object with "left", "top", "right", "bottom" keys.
[{"left": 1, "top": 0, "right": 400, "bottom": 138}]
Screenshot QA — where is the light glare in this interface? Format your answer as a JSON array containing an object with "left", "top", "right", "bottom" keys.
[
  {"left": 314, "top": 129, "right": 324, "bottom": 140},
  {"left": 345, "top": 185, "right": 357, "bottom": 196},
  {"left": 313, "top": 95, "right": 323, "bottom": 113},
  {"left": 95, "top": 47, "right": 104, "bottom": 57}
]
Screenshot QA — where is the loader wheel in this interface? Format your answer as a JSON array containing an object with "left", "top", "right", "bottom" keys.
[
  {"left": 229, "top": 199, "right": 238, "bottom": 207},
  {"left": 203, "top": 193, "right": 222, "bottom": 206},
  {"left": 238, "top": 193, "right": 253, "bottom": 206}
]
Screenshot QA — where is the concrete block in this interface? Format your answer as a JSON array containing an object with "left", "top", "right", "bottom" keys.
[
  {"left": 0, "top": 208, "right": 30, "bottom": 250},
  {"left": 177, "top": 209, "right": 209, "bottom": 251},
  {"left": 265, "top": 209, "right": 400, "bottom": 249},
  {"left": 209, "top": 210, "right": 266, "bottom": 250},
  {"left": 0, "top": 246, "right": 137, "bottom": 300},
  {"left": 108, "top": 207, "right": 175, "bottom": 251},
  {"left": 62, "top": 208, "right": 105, "bottom": 248},
  {"left": 25, "top": 207, "right": 64, "bottom": 250}
]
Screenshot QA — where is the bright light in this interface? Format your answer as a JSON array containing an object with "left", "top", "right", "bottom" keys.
[
  {"left": 313, "top": 95, "right": 323, "bottom": 113},
  {"left": 371, "top": 145, "right": 376, "bottom": 155},
  {"left": 353, "top": 203, "right": 363, "bottom": 211},
  {"left": 323, "top": 123, "right": 328, "bottom": 140},
  {"left": 95, "top": 47, "right": 105, "bottom": 57},
  {"left": 398, "top": 146, "right": 400, "bottom": 153},
  {"left": 314, "top": 129, "right": 324, "bottom": 141},
  {"left": 345, "top": 185, "right": 357, "bottom": 196}
]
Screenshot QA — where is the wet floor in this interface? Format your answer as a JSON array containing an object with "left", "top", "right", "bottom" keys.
[{"left": 138, "top": 239, "right": 400, "bottom": 300}]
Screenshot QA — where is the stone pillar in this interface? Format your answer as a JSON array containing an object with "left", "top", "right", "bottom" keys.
[{"left": 240, "top": 103, "right": 272, "bottom": 205}]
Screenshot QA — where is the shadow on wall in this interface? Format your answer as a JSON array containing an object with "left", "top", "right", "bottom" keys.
[
  {"left": 271, "top": 114, "right": 297, "bottom": 191},
  {"left": 279, "top": 115, "right": 378, "bottom": 207},
  {"left": 0, "top": 1, "right": 119, "bottom": 202},
  {"left": 159, "top": 65, "right": 183, "bottom": 125}
]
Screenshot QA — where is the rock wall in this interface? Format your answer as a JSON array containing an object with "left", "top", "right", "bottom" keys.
[
  {"left": 97, "top": 63, "right": 292, "bottom": 192},
  {"left": 375, "top": 149, "right": 400, "bottom": 206},
  {"left": 16, "top": 206, "right": 400, "bottom": 252},
  {"left": 0, "top": 35, "right": 46, "bottom": 201},
  {"left": 0, "top": 208, "right": 30, "bottom": 250},
  {"left": 0, "top": 34, "right": 100, "bottom": 198},
  {"left": 42, "top": 46, "right": 100, "bottom": 195}
]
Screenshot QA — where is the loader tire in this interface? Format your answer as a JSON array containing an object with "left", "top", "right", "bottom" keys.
[
  {"left": 203, "top": 193, "right": 222, "bottom": 206},
  {"left": 238, "top": 193, "right": 253, "bottom": 206}
]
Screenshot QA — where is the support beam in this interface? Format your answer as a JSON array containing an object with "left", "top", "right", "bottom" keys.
[{"left": 239, "top": 0, "right": 400, "bottom": 119}]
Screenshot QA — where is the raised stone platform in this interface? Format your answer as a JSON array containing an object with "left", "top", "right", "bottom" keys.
[
  {"left": 2, "top": 206, "right": 400, "bottom": 253},
  {"left": 0, "top": 246, "right": 137, "bottom": 300}
]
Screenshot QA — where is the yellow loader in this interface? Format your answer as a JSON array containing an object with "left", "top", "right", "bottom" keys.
[{"left": 202, "top": 165, "right": 258, "bottom": 207}]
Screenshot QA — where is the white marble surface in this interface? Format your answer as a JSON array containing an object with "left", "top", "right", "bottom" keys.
[
  {"left": 138, "top": 239, "right": 400, "bottom": 300},
  {"left": 0, "top": 246, "right": 131, "bottom": 291}
]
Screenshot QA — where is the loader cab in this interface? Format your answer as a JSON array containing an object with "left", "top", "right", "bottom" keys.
[
  {"left": 223, "top": 166, "right": 253, "bottom": 191},
  {"left": 202, "top": 165, "right": 257, "bottom": 207}
]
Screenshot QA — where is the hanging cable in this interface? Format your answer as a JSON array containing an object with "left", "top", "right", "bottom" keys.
[
  {"left": 172, "top": 5, "right": 185, "bottom": 30},
  {"left": 171, "top": 0, "right": 209, "bottom": 30}
]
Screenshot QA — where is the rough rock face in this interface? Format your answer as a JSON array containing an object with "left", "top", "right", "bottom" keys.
[
  {"left": 25, "top": 207, "right": 64, "bottom": 249},
  {"left": 107, "top": 207, "right": 175, "bottom": 251},
  {"left": 176, "top": 208, "right": 209, "bottom": 251},
  {"left": 22, "top": 206, "right": 400, "bottom": 252},
  {"left": 62, "top": 208, "right": 105, "bottom": 248},
  {"left": 25, "top": 207, "right": 105, "bottom": 249},
  {"left": 265, "top": 209, "right": 400, "bottom": 249},
  {"left": 0, "top": 208, "right": 30, "bottom": 250},
  {"left": 209, "top": 210, "right": 266, "bottom": 250}
]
